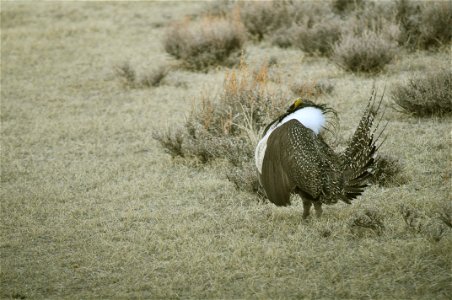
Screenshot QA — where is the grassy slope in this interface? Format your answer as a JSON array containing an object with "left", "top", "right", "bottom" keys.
[{"left": 1, "top": 2, "right": 451, "bottom": 299}]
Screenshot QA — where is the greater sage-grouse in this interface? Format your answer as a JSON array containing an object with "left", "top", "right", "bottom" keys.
[{"left": 255, "top": 90, "right": 385, "bottom": 219}]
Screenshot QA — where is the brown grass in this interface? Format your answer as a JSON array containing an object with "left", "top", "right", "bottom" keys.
[{"left": 1, "top": 2, "right": 451, "bottom": 299}]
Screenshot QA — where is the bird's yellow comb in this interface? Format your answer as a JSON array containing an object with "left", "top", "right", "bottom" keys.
[{"left": 293, "top": 98, "right": 303, "bottom": 108}]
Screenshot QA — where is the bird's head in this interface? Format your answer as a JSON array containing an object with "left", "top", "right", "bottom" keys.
[
  {"left": 262, "top": 98, "right": 338, "bottom": 137},
  {"left": 286, "top": 97, "right": 328, "bottom": 114},
  {"left": 287, "top": 97, "right": 304, "bottom": 112}
]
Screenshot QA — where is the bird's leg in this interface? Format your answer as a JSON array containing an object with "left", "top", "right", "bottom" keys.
[
  {"left": 313, "top": 202, "right": 323, "bottom": 218},
  {"left": 302, "top": 199, "right": 312, "bottom": 219}
]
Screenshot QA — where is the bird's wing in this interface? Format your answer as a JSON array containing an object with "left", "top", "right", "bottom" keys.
[
  {"left": 261, "top": 120, "right": 325, "bottom": 205},
  {"left": 260, "top": 122, "right": 294, "bottom": 206}
]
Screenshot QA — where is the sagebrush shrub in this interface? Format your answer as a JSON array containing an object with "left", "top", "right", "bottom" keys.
[
  {"left": 392, "top": 69, "right": 452, "bottom": 116},
  {"left": 333, "top": 29, "right": 398, "bottom": 73},
  {"left": 153, "top": 60, "right": 291, "bottom": 192},
  {"left": 396, "top": 0, "right": 452, "bottom": 50},
  {"left": 163, "top": 16, "right": 245, "bottom": 70},
  {"left": 238, "top": 1, "right": 294, "bottom": 41},
  {"left": 293, "top": 18, "right": 343, "bottom": 56}
]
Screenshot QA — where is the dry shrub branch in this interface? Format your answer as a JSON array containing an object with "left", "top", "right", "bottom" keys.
[
  {"left": 163, "top": 15, "right": 245, "bottom": 70},
  {"left": 392, "top": 69, "right": 452, "bottom": 116},
  {"left": 153, "top": 60, "right": 291, "bottom": 193}
]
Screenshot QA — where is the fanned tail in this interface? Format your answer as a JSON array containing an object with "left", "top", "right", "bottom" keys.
[{"left": 340, "top": 88, "right": 386, "bottom": 203}]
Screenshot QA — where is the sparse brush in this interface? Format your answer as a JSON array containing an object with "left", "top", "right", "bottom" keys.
[
  {"left": 290, "top": 80, "right": 335, "bottom": 99},
  {"left": 152, "top": 128, "right": 185, "bottom": 158},
  {"left": 202, "top": 0, "right": 234, "bottom": 17},
  {"left": 333, "top": 29, "right": 398, "bottom": 73},
  {"left": 392, "top": 69, "right": 452, "bottom": 116},
  {"left": 163, "top": 16, "right": 245, "bottom": 70},
  {"left": 238, "top": 1, "right": 293, "bottom": 41},
  {"left": 293, "top": 18, "right": 343, "bottom": 56},
  {"left": 115, "top": 62, "right": 170, "bottom": 88},
  {"left": 153, "top": 60, "right": 290, "bottom": 192},
  {"left": 396, "top": 0, "right": 452, "bottom": 50},
  {"left": 399, "top": 204, "right": 451, "bottom": 242},
  {"left": 371, "top": 154, "right": 407, "bottom": 187}
]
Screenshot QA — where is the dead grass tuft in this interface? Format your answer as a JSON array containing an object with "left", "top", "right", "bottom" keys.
[
  {"left": 140, "top": 65, "right": 170, "bottom": 88},
  {"left": 114, "top": 61, "right": 136, "bottom": 88},
  {"left": 349, "top": 208, "right": 385, "bottom": 236},
  {"left": 163, "top": 16, "right": 245, "bottom": 70},
  {"left": 399, "top": 204, "right": 451, "bottom": 242},
  {"left": 392, "top": 69, "right": 452, "bottom": 116},
  {"left": 371, "top": 154, "right": 407, "bottom": 187},
  {"left": 333, "top": 29, "right": 398, "bottom": 73},
  {"left": 114, "top": 62, "right": 170, "bottom": 88}
]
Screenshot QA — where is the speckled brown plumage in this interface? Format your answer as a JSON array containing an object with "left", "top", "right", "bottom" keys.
[{"left": 258, "top": 90, "right": 384, "bottom": 218}]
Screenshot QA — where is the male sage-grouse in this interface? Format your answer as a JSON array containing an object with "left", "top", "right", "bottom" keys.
[{"left": 255, "top": 90, "right": 385, "bottom": 219}]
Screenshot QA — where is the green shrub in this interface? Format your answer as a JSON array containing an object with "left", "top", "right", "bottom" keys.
[
  {"left": 396, "top": 0, "right": 452, "bottom": 50},
  {"left": 392, "top": 69, "right": 452, "bottom": 116},
  {"left": 163, "top": 16, "right": 245, "bottom": 70},
  {"left": 333, "top": 29, "right": 398, "bottom": 73}
]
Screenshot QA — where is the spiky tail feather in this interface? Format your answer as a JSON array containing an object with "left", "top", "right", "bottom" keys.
[{"left": 341, "top": 88, "right": 386, "bottom": 203}]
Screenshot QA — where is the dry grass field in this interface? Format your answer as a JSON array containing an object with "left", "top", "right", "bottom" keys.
[{"left": 1, "top": 1, "right": 451, "bottom": 299}]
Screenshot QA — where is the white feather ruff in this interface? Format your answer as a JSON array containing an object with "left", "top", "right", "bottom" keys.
[{"left": 255, "top": 107, "right": 325, "bottom": 173}]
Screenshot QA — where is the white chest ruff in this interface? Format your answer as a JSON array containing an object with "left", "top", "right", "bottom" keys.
[{"left": 255, "top": 107, "right": 325, "bottom": 174}]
